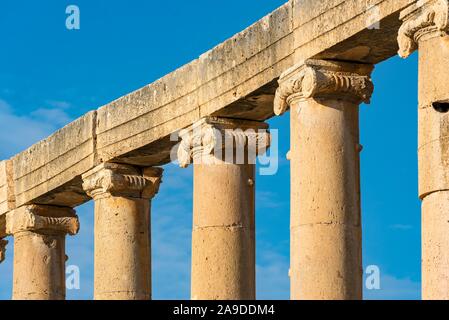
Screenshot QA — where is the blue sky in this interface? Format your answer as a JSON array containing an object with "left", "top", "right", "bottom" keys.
[{"left": 0, "top": 1, "right": 420, "bottom": 300}]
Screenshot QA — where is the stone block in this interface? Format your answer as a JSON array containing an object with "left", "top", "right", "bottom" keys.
[{"left": 12, "top": 112, "right": 97, "bottom": 207}]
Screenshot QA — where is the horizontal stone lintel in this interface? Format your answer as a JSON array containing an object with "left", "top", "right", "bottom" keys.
[{"left": 1, "top": 0, "right": 417, "bottom": 209}]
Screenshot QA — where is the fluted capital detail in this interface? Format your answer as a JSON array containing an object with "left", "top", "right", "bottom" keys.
[
  {"left": 274, "top": 59, "right": 374, "bottom": 116},
  {"left": 0, "top": 239, "right": 7, "bottom": 263},
  {"left": 398, "top": 0, "right": 449, "bottom": 58},
  {"left": 177, "top": 117, "right": 270, "bottom": 168},
  {"left": 82, "top": 163, "right": 163, "bottom": 200},
  {"left": 4, "top": 205, "right": 79, "bottom": 236}
]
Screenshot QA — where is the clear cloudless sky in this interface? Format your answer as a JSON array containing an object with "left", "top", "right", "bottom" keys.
[{"left": 0, "top": 1, "right": 420, "bottom": 300}]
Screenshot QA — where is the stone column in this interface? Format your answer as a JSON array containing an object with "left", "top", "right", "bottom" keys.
[
  {"left": 82, "top": 163, "right": 163, "bottom": 300},
  {"left": 398, "top": 0, "right": 449, "bottom": 300},
  {"left": 5, "top": 205, "right": 79, "bottom": 300},
  {"left": 274, "top": 59, "right": 373, "bottom": 300},
  {"left": 177, "top": 117, "right": 270, "bottom": 300}
]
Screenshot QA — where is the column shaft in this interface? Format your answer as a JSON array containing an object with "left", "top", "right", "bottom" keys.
[
  {"left": 290, "top": 98, "right": 362, "bottom": 300},
  {"left": 6, "top": 205, "right": 79, "bottom": 300},
  {"left": 418, "top": 31, "right": 449, "bottom": 300},
  {"left": 192, "top": 161, "right": 255, "bottom": 300},
  {"left": 178, "top": 117, "right": 269, "bottom": 300},
  {"left": 13, "top": 231, "right": 66, "bottom": 300},
  {"left": 82, "top": 163, "right": 162, "bottom": 300},
  {"left": 398, "top": 0, "right": 449, "bottom": 299},
  {"left": 275, "top": 59, "right": 373, "bottom": 300},
  {"left": 94, "top": 196, "right": 151, "bottom": 299}
]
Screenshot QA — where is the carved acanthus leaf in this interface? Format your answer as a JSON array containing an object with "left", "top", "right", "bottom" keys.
[
  {"left": 82, "top": 163, "right": 163, "bottom": 199},
  {"left": 5, "top": 205, "right": 79, "bottom": 236},
  {"left": 177, "top": 117, "right": 270, "bottom": 168},
  {"left": 142, "top": 167, "right": 164, "bottom": 199},
  {"left": 398, "top": 0, "right": 449, "bottom": 58},
  {"left": 274, "top": 60, "right": 374, "bottom": 115}
]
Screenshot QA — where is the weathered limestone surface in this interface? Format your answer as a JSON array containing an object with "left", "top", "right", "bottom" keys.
[
  {"left": 275, "top": 59, "right": 373, "bottom": 300},
  {"left": 0, "top": 160, "right": 14, "bottom": 215},
  {"left": 95, "top": 3, "right": 292, "bottom": 168},
  {"left": 398, "top": 0, "right": 449, "bottom": 300},
  {"left": 1, "top": 161, "right": 14, "bottom": 262},
  {"left": 191, "top": 163, "right": 256, "bottom": 300},
  {"left": 11, "top": 112, "right": 97, "bottom": 208},
  {"left": 82, "top": 163, "right": 163, "bottom": 300},
  {"left": 0, "top": 0, "right": 419, "bottom": 210},
  {"left": 297, "top": 0, "right": 418, "bottom": 63},
  {"left": 3, "top": 205, "right": 79, "bottom": 300},
  {"left": 179, "top": 117, "right": 269, "bottom": 300}
]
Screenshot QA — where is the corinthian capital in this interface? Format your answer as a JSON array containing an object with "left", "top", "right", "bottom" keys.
[
  {"left": 177, "top": 117, "right": 270, "bottom": 168},
  {"left": 5, "top": 205, "right": 79, "bottom": 236},
  {"left": 274, "top": 59, "right": 374, "bottom": 115},
  {"left": 82, "top": 163, "right": 163, "bottom": 200},
  {"left": 398, "top": 0, "right": 449, "bottom": 58}
]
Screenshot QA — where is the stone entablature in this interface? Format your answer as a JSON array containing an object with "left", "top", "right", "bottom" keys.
[
  {"left": 0, "top": 0, "right": 418, "bottom": 212},
  {"left": 0, "top": 161, "right": 15, "bottom": 216}
]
